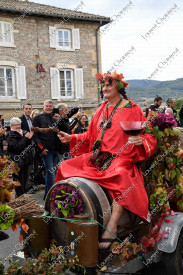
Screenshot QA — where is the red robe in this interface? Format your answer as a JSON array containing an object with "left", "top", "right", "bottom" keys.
[{"left": 55, "top": 100, "right": 157, "bottom": 220}]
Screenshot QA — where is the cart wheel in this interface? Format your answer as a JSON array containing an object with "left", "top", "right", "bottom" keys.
[{"left": 163, "top": 230, "right": 183, "bottom": 275}]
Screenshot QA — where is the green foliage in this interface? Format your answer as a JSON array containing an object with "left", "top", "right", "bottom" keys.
[
  {"left": 149, "top": 186, "right": 168, "bottom": 211},
  {"left": 2, "top": 243, "right": 86, "bottom": 275},
  {"left": 0, "top": 205, "right": 15, "bottom": 230},
  {"left": 175, "top": 98, "right": 183, "bottom": 110}
]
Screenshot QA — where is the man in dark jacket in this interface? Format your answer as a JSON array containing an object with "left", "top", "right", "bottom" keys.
[
  {"left": 0, "top": 115, "right": 6, "bottom": 156},
  {"left": 149, "top": 96, "right": 162, "bottom": 112},
  {"left": 56, "top": 104, "right": 81, "bottom": 161},
  {"left": 19, "top": 103, "right": 33, "bottom": 132},
  {"left": 179, "top": 106, "right": 183, "bottom": 127},
  {"left": 32, "top": 100, "right": 59, "bottom": 199},
  {"left": 7, "top": 117, "right": 34, "bottom": 197},
  {"left": 166, "top": 98, "right": 177, "bottom": 119}
]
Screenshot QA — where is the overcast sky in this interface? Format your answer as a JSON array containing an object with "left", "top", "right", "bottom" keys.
[{"left": 31, "top": 0, "right": 183, "bottom": 81}]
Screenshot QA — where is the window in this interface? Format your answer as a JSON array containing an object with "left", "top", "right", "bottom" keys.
[
  {"left": 60, "top": 69, "right": 74, "bottom": 98},
  {"left": 0, "top": 21, "right": 13, "bottom": 46},
  {"left": 49, "top": 27, "right": 80, "bottom": 50},
  {"left": 58, "top": 30, "right": 71, "bottom": 49},
  {"left": 0, "top": 67, "right": 15, "bottom": 97},
  {"left": 50, "top": 67, "right": 83, "bottom": 99}
]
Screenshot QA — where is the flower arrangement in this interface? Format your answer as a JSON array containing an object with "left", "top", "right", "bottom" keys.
[
  {"left": 108, "top": 112, "right": 183, "bottom": 260},
  {"left": 51, "top": 184, "right": 84, "bottom": 218},
  {"left": 95, "top": 70, "right": 129, "bottom": 89},
  {"left": 151, "top": 112, "right": 178, "bottom": 131},
  {"left": 146, "top": 112, "right": 183, "bottom": 211},
  {"left": 2, "top": 242, "right": 86, "bottom": 275}
]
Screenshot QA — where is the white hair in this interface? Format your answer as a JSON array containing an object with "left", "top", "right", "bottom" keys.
[
  {"left": 165, "top": 108, "right": 173, "bottom": 115},
  {"left": 57, "top": 103, "right": 67, "bottom": 111},
  {"left": 10, "top": 117, "right": 22, "bottom": 127}
]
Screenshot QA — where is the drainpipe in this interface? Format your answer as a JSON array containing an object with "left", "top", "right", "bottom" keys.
[{"left": 96, "top": 19, "right": 103, "bottom": 104}]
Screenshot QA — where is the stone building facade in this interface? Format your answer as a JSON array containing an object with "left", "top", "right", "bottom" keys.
[{"left": 0, "top": 0, "right": 110, "bottom": 120}]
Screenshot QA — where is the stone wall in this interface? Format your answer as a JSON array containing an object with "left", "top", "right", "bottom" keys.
[{"left": 0, "top": 11, "right": 102, "bottom": 120}]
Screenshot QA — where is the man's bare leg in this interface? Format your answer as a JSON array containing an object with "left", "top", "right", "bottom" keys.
[{"left": 98, "top": 202, "right": 123, "bottom": 249}]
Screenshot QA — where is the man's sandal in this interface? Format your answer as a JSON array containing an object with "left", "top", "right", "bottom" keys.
[{"left": 98, "top": 238, "right": 116, "bottom": 253}]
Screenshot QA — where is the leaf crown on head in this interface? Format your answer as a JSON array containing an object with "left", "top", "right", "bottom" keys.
[{"left": 95, "top": 70, "right": 129, "bottom": 89}]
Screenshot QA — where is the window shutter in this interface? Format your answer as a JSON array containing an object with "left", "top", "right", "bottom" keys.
[
  {"left": 3, "top": 22, "right": 12, "bottom": 43},
  {"left": 16, "top": 66, "right": 27, "bottom": 99},
  {"left": 49, "top": 26, "right": 57, "bottom": 48},
  {"left": 75, "top": 68, "right": 83, "bottom": 99},
  {"left": 72, "top": 29, "right": 80, "bottom": 49},
  {"left": 0, "top": 22, "right": 3, "bottom": 43},
  {"left": 50, "top": 67, "right": 60, "bottom": 99}
]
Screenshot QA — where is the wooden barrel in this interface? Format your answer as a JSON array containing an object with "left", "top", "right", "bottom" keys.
[
  {"left": 67, "top": 220, "right": 98, "bottom": 267},
  {"left": 23, "top": 217, "right": 51, "bottom": 258},
  {"left": 44, "top": 177, "right": 136, "bottom": 245}
]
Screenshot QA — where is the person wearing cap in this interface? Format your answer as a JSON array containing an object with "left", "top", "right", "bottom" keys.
[{"left": 55, "top": 71, "right": 157, "bottom": 250}]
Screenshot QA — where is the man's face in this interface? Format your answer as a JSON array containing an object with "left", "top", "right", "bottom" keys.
[
  {"left": 43, "top": 103, "right": 53, "bottom": 114},
  {"left": 102, "top": 79, "right": 119, "bottom": 100},
  {"left": 157, "top": 100, "right": 162, "bottom": 107},
  {"left": 23, "top": 105, "right": 32, "bottom": 116},
  {"left": 171, "top": 99, "right": 176, "bottom": 108},
  {"left": 59, "top": 105, "right": 68, "bottom": 118}
]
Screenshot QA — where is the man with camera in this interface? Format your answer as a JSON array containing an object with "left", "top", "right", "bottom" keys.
[{"left": 56, "top": 103, "right": 82, "bottom": 161}]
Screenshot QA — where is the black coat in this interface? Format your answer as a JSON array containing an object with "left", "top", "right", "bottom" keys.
[
  {"left": 179, "top": 106, "right": 183, "bottom": 126},
  {"left": 56, "top": 117, "right": 78, "bottom": 154},
  {"left": 74, "top": 125, "right": 87, "bottom": 134},
  {"left": 19, "top": 114, "right": 32, "bottom": 132},
  {"left": 32, "top": 112, "right": 58, "bottom": 151},
  {"left": 7, "top": 130, "right": 33, "bottom": 168}
]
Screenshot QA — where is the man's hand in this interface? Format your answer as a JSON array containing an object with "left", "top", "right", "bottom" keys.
[
  {"left": 58, "top": 131, "right": 72, "bottom": 144},
  {"left": 42, "top": 149, "right": 49, "bottom": 155},
  {"left": 0, "top": 127, "right": 7, "bottom": 137},
  {"left": 128, "top": 135, "right": 142, "bottom": 146},
  {"left": 75, "top": 112, "right": 82, "bottom": 120},
  {"left": 25, "top": 131, "right": 34, "bottom": 139}
]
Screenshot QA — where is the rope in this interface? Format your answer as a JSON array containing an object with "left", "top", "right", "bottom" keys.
[{"left": 41, "top": 215, "right": 143, "bottom": 261}]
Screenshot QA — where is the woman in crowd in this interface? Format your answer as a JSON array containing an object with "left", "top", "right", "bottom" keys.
[
  {"left": 74, "top": 114, "right": 88, "bottom": 134},
  {"left": 7, "top": 117, "right": 34, "bottom": 197},
  {"left": 30, "top": 109, "right": 40, "bottom": 120},
  {"left": 56, "top": 71, "right": 157, "bottom": 250}
]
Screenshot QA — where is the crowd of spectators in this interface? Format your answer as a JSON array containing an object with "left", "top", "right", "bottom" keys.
[
  {"left": 0, "top": 100, "right": 88, "bottom": 200},
  {"left": 142, "top": 95, "right": 183, "bottom": 126}
]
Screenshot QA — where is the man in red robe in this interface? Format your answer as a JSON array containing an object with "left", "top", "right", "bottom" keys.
[{"left": 55, "top": 71, "right": 157, "bottom": 249}]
